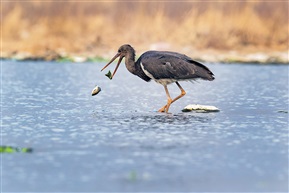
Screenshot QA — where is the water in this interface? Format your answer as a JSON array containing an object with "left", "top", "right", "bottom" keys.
[{"left": 1, "top": 61, "right": 288, "bottom": 192}]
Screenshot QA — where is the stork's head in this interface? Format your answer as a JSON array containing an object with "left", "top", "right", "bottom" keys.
[{"left": 101, "top": 44, "right": 134, "bottom": 79}]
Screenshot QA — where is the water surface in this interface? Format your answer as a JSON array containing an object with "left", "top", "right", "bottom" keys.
[{"left": 1, "top": 61, "right": 288, "bottom": 192}]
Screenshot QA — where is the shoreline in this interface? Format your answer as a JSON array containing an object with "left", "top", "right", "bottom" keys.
[{"left": 1, "top": 48, "right": 288, "bottom": 64}]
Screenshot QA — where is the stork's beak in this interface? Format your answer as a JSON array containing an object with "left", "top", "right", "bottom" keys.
[{"left": 101, "top": 53, "right": 124, "bottom": 79}]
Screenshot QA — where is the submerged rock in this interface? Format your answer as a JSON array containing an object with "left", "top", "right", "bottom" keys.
[{"left": 277, "top": 110, "right": 288, "bottom": 113}]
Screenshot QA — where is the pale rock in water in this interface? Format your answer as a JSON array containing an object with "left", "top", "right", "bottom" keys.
[{"left": 182, "top": 104, "right": 220, "bottom": 112}]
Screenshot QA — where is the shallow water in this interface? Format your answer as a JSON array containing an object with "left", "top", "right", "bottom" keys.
[{"left": 1, "top": 61, "right": 288, "bottom": 192}]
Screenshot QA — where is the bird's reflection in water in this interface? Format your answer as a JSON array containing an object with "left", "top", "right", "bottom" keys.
[
  {"left": 130, "top": 112, "right": 213, "bottom": 126},
  {"left": 92, "top": 109, "right": 215, "bottom": 131}
]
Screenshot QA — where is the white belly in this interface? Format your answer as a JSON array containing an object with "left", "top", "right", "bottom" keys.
[
  {"left": 154, "top": 78, "right": 177, "bottom": 85},
  {"left": 140, "top": 63, "right": 177, "bottom": 86}
]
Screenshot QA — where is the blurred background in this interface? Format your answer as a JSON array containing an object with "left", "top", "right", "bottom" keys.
[{"left": 2, "top": 1, "right": 288, "bottom": 61}]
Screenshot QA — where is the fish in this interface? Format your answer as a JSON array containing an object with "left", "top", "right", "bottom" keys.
[
  {"left": 91, "top": 85, "right": 101, "bottom": 96},
  {"left": 105, "top": 70, "right": 113, "bottom": 80}
]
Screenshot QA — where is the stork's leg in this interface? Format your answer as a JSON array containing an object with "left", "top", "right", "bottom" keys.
[
  {"left": 171, "top": 82, "right": 186, "bottom": 103},
  {"left": 158, "top": 85, "right": 172, "bottom": 113},
  {"left": 158, "top": 82, "right": 186, "bottom": 113}
]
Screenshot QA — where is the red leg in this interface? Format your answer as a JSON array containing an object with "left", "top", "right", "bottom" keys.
[
  {"left": 158, "top": 82, "right": 186, "bottom": 113},
  {"left": 158, "top": 85, "right": 172, "bottom": 113}
]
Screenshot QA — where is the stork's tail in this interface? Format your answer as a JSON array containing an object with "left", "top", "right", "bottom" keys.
[{"left": 191, "top": 60, "right": 215, "bottom": 81}]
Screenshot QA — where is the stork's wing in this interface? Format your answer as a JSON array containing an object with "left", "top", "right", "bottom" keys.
[{"left": 139, "top": 51, "right": 214, "bottom": 81}]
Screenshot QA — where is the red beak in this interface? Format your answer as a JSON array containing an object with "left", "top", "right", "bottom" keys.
[{"left": 101, "top": 53, "right": 124, "bottom": 79}]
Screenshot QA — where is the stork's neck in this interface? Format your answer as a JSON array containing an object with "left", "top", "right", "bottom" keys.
[{"left": 125, "top": 49, "right": 137, "bottom": 75}]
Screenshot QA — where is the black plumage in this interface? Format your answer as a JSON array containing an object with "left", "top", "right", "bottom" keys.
[
  {"left": 101, "top": 44, "right": 215, "bottom": 113},
  {"left": 138, "top": 51, "right": 214, "bottom": 82}
]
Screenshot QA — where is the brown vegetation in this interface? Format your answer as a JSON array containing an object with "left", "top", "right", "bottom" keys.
[{"left": 1, "top": 1, "right": 288, "bottom": 61}]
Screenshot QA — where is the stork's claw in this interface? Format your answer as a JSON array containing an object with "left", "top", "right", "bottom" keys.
[
  {"left": 158, "top": 106, "right": 167, "bottom": 113},
  {"left": 158, "top": 102, "right": 171, "bottom": 113}
]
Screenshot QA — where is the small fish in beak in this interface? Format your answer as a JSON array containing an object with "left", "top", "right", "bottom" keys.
[
  {"left": 105, "top": 70, "right": 113, "bottom": 80},
  {"left": 101, "top": 52, "right": 124, "bottom": 79},
  {"left": 91, "top": 85, "right": 101, "bottom": 96}
]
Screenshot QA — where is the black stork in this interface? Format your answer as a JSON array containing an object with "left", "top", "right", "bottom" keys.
[{"left": 101, "top": 44, "right": 214, "bottom": 113}]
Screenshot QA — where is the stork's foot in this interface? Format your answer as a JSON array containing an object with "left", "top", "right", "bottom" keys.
[
  {"left": 158, "top": 105, "right": 167, "bottom": 113},
  {"left": 158, "top": 100, "right": 172, "bottom": 113},
  {"left": 158, "top": 82, "right": 186, "bottom": 113}
]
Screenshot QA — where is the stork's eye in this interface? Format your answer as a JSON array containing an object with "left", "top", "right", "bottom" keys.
[{"left": 118, "top": 49, "right": 121, "bottom": 53}]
